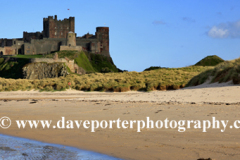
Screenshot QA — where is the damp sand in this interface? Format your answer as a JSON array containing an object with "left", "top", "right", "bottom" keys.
[{"left": 0, "top": 134, "right": 121, "bottom": 160}]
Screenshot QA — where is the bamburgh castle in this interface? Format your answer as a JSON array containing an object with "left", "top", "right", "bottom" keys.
[{"left": 0, "top": 15, "right": 110, "bottom": 57}]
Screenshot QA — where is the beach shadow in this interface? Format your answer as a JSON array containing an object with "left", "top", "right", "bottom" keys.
[{"left": 181, "top": 81, "right": 238, "bottom": 90}]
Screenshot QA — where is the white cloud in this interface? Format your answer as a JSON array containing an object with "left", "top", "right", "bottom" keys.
[
  {"left": 208, "top": 20, "right": 240, "bottom": 38},
  {"left": 208, "top": 26, "right": 229, "bottom": 38}
]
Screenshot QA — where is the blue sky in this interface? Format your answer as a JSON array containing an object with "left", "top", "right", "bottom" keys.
[{"left": 1, "top": 0, "right": 240, "bottom": 71}]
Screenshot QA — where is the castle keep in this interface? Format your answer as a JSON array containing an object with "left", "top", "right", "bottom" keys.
[{"left": 0, "top": 15, "right": 110, "bottom": 57}]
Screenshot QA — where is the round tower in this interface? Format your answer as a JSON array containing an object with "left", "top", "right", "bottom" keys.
[{"left": 67, "top": 31, "right": 76, "bottom": 47}]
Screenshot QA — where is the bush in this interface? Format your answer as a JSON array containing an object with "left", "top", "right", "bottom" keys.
[
  {"left": 195, "top": 55, "right": 224, "bottom": 66},
  {"left": 101, "top": 67, "right": 113, "bottom": 73}
]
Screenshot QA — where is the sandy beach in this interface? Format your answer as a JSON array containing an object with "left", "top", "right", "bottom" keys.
[{"left": 0, "top": 83, "right": 240, "bottom": 160}]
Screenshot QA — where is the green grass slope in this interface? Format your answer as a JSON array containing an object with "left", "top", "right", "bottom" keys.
[
  {"left": 45, "top": 50, "right": 96, "bottom": 73},
  {"left": 0, "top": 58, "right": 29, "bottom": 78},
  {"left": 87, "top": 53, "right": 118, "bottom": 73},
  {"left": 45, "top": 51, "right": 118, "bottom": 73},
  {"left": 186, "top": 57, "right": 240, "bottom": 87},
  {"left": 13, "top": 55, "right": 44, "bottom": 58},
  {"left": 74, "top": 52, "right": 96, "bottom": 72},
  {"left": 195, "top": 55, "right": 224, "bottom": 66}
]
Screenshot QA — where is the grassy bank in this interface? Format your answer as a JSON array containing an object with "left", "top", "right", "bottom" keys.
[
  {"left": 87, "top": 53, "right": 118, "bottom": 72},
  {"left": 0, "top": 66, "right": 213, "bottom": 92},
  {"left": 186, "top": 58, "right": 240, "bottom": 87},
  {"left": 0, "top": 51, "right": 118, "bottom": 79},
  {"left": 45, "top": 51, "right": 118, "bottom": 73},
  {"left": 0, "top": 58, "right": 29, "bottom": 79},
  {"left": 13, "top": 55, "right": 44, "bottom": 58}
]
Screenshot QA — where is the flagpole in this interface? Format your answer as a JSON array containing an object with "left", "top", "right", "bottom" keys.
[{"left": 67, "top": 8, "right": 70, "bottom": 17}]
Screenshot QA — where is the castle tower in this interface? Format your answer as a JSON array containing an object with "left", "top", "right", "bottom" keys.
[
  {"left": 96, "top": 27, "right": 110, "bottom": 57},
  {"left": 67, "top": 32, "right": 76, "bottom": 47},
  {"left": 43, "top": 15, "right": 75, "bottom": 38}
]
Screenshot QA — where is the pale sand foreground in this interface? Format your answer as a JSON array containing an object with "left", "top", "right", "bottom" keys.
[{"left": 0, "top": 83, "right": 240, "bottom": 160}]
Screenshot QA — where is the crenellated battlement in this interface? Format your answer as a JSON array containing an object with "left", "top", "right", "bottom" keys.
[{"left": 43, "top": 15, "right": 75, "bottom": 38}]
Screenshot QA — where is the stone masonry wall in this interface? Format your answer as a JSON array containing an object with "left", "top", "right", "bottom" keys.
[
  {"left": 60, "top": 46, "right": 82, "bottom": 52},
  {"left": 30, "top": 58, "right": 68, "bottom": 63},
  {"left": 4, "top": 47, "right": 15, "bottom": 55}
]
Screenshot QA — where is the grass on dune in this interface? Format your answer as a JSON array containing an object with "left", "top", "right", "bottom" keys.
[
  {"left": 186, "top": 57, "right": 240, "bottom": 87},
  {"left": 0, "top": 65, "right": 213, "bottom": 92}
]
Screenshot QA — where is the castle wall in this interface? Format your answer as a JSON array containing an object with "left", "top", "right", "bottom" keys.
[
  {"left": 30, "top": 58, "right": 67, "bottom": 63},
  {"left": 23, "top": 43, "right": 33, "bottom": 55},
  {"left": 13, "top": 39, "right": 24, "bottom": 54},
  {"left": 0, "top": 47, "right": 4, "bottom": 55},
  {"left": 60, "top": 46, "right": 82, "bottom": 52},
  {"left": 76, "top": 38, "right": 99, "bottom": 52},
  {"left": 23, "top": 32, "right": 43, "bottom": 42},
  {"left": 0, "top": 39, "right": 13, "bottom": 47},
  {"left": 4, "top": 47, "right": 15, "bottom": 55},
  {"left": 0, "top": 39, "right": 24, "bottom": 55},
  {"left": 24, "top": 38, "right": 67, "bottom": 55}
]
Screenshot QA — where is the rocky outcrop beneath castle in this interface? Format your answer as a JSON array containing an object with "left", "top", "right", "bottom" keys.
[
  {"left": 22, "top": 62, "right": 69, "bottom": 79},
  {"left": 29, "top": 57, "right": 85, "bottom": 75}
]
